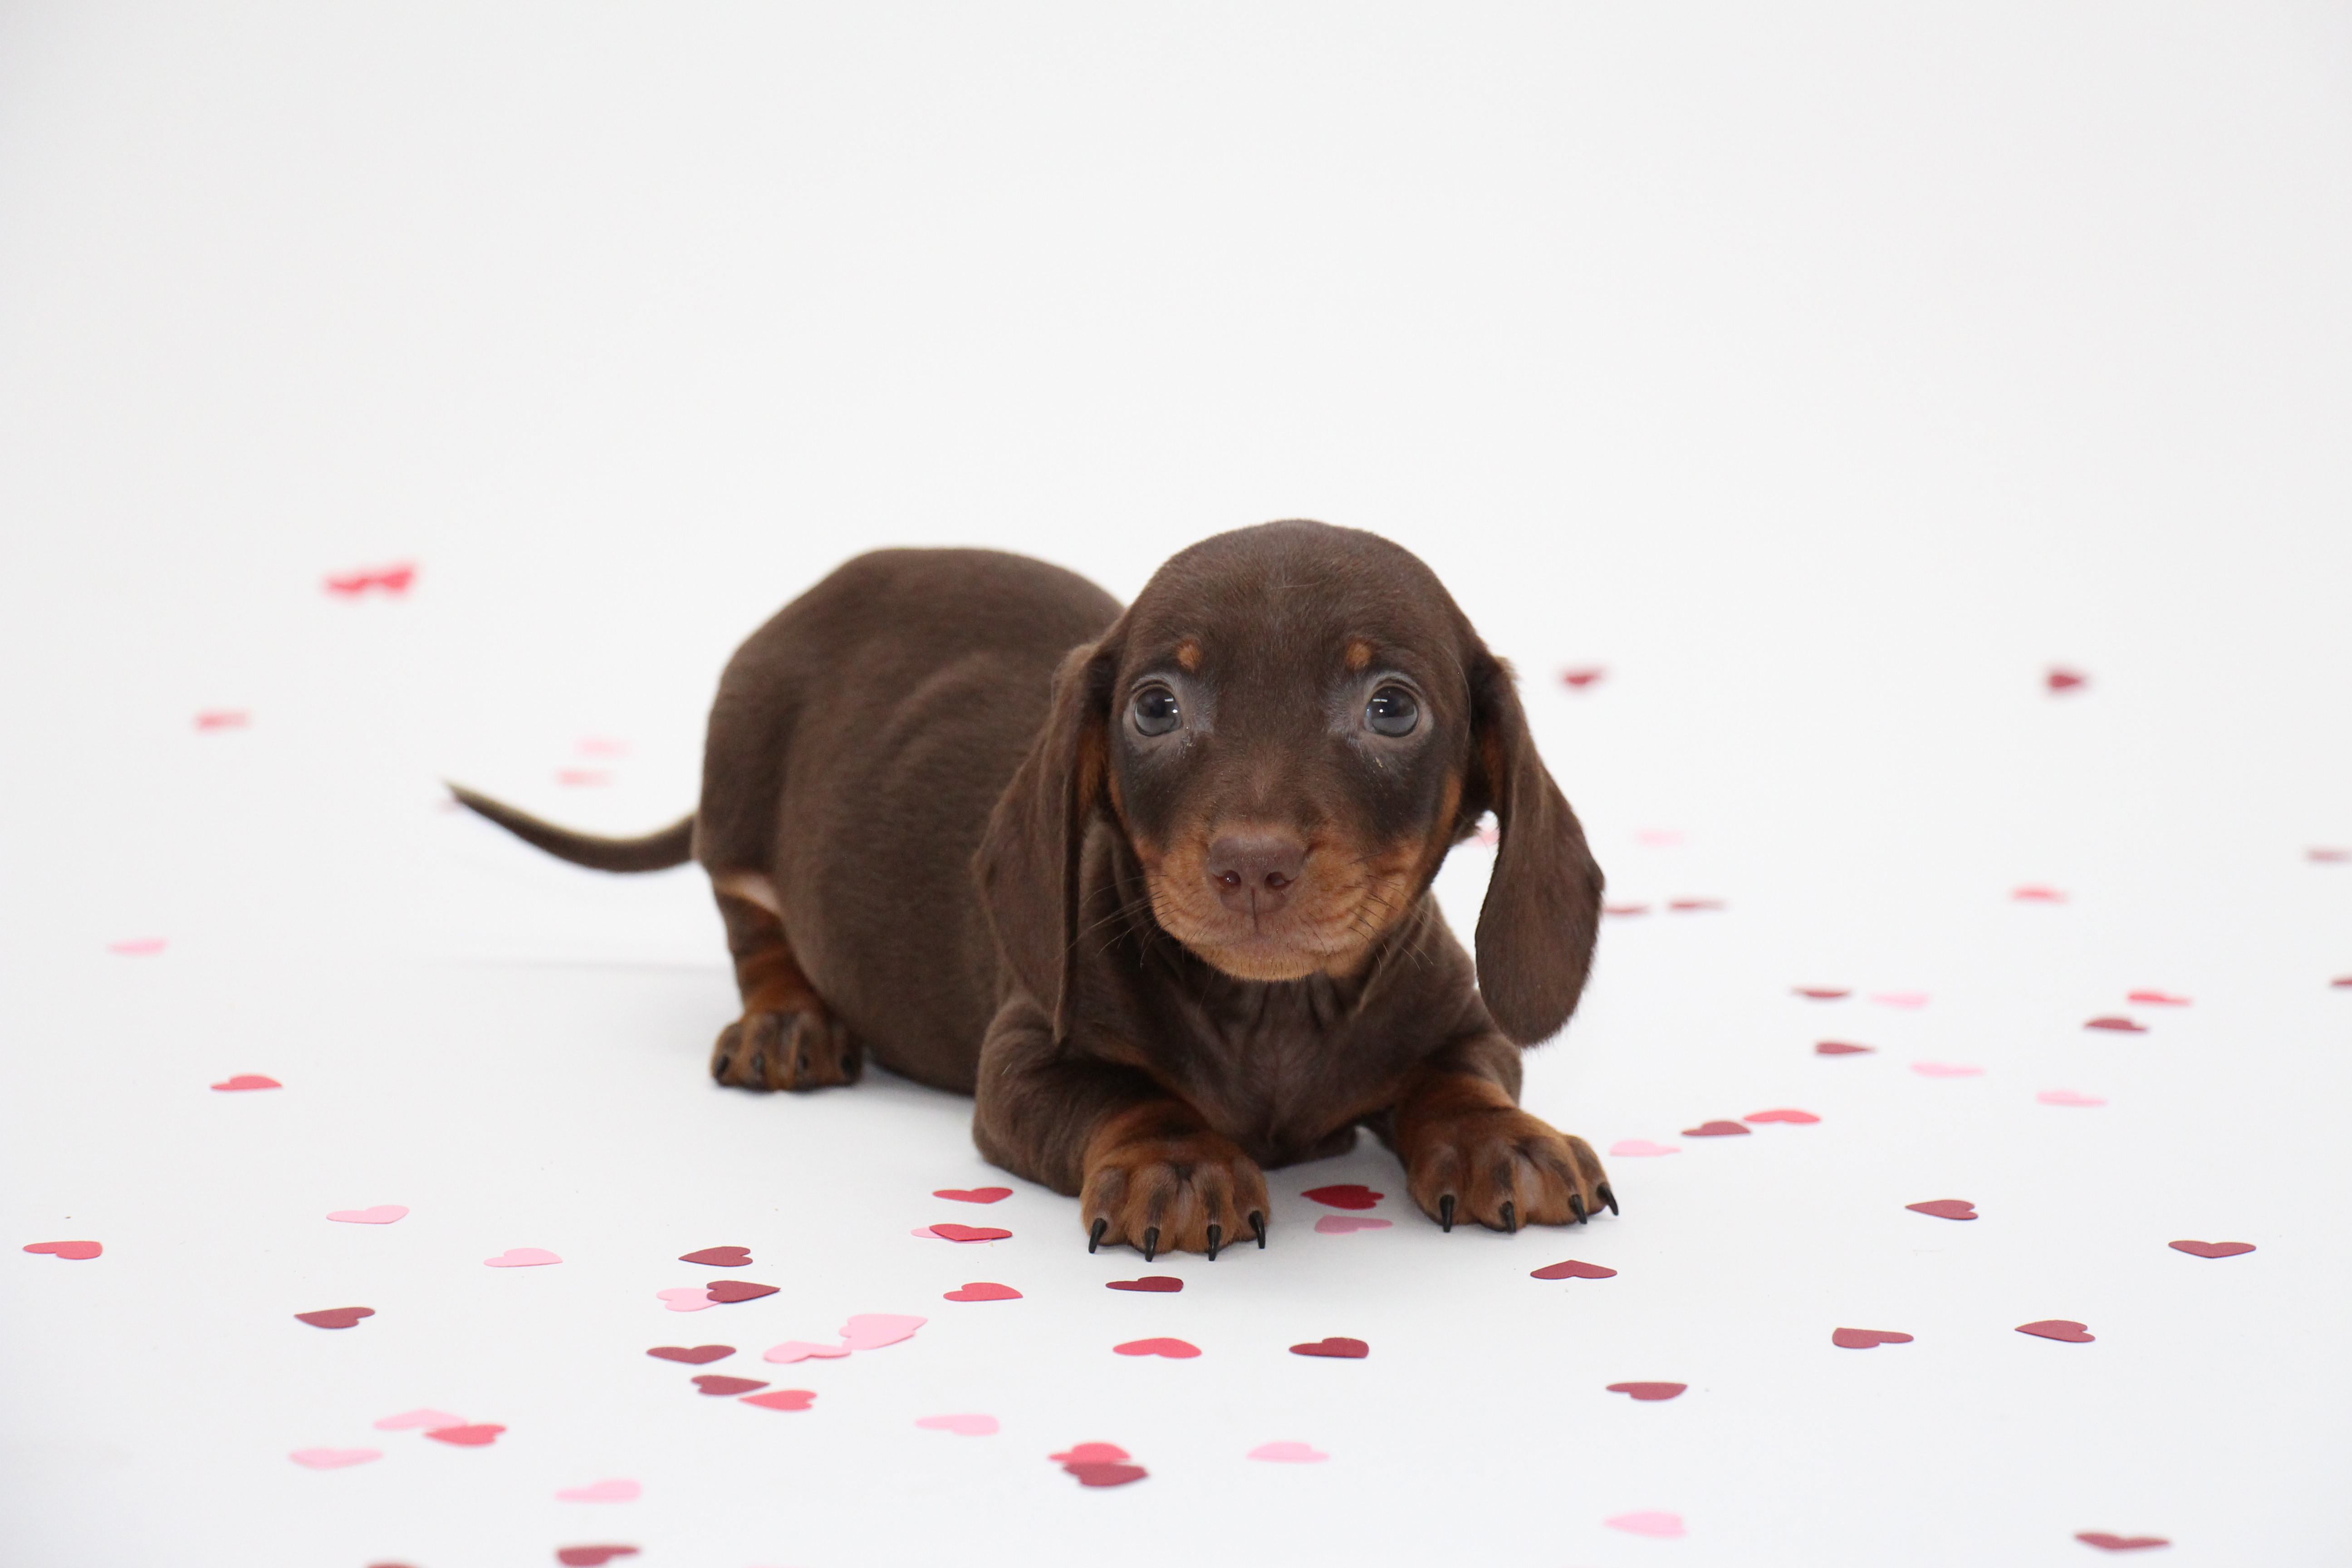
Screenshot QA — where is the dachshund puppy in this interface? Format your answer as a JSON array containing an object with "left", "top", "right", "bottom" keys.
[{"left": 453, "top": 520, "right": 1610, "bottom": 1258}]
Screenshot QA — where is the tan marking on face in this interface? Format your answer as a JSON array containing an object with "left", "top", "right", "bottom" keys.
[
  {"left": 1175, "top": 638, "right": 1203, "bottom": 672},
  {"left": 1141, "top": 818, "right": 1431, "bottom": 982},
  {"left": 1344, "top": 638, "right": 1374, "bottom": 672}
]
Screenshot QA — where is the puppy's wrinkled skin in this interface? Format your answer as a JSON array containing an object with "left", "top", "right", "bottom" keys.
[{"left": 452, "top": 521, "right": 1609, "bottom": 1256}]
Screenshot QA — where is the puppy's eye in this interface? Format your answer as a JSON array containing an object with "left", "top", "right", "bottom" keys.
[
  {"left": 1131, "top": 684, "right": 1182, "bottom": 736},
  {"left": 1366, "top": 686, "right": 1419, "bottom": 737}
]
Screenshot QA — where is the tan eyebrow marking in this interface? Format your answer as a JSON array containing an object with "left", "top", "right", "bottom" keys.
[
  {"left": 1344, "top": 638, "right": 1374, "bottom": 672},
  {"left": 1175, "top": 638, "right": 1202, "bottom": 672}
]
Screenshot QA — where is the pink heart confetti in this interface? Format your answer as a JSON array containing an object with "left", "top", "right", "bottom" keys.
[
  {"left": 326, "top": 1205, "right": 407, "bottom": 1225},
  {"left": 2038, "top": 1089, "right": 2106, "bottom": 1107},
  {"left": 1248, "top": 1441, "right": 1329, "bottom": 1463},
  {"left": 1050, "top": 1443, "right": 1131, "bottom": 1464},
  {"left": 1605, "top": 1512, "right": 1686, "bottom": 1539},
  {"left": 1911, "top": 1062, "right": 1983, "bottom": 1078},
  {"left": 2047, "top": 666, "right": 2087, "bottom": 692},
  {"left": 2309, "top": 847, "right": 2350, "bottom": 864},
  {"left": 2016, "top": 1319, "right": 2095, "bottom": 1343},
  {"left": 209, "top": 1074, "right": 280, "bottom": 1091},
  {"left": 933, "top": 1187, "right": 1013, "bottom": 1203},
  {"left": 21, "top": 1240, "right": 101, "bottom": 1260},
  {"left": 2169, "top": 1240, "right": 2254, "bottom": 1259},
  {"left": 762, "top": 1340, "right": 851, "bottom": 1363},
  {"left": 943, "top": 1281, "right": 1022, "bottom": 1301},
  {"left": 1869, "top": 991, "right": 1929, "bottom": 1008},
  {"left": 1666, "top": 897, "right": 1725, "bottom": 912},
  {"left": 1815, "top": 1041, "right": 1874, "bottom": 1055},
  {"left": 1530, "top": 1259, "right": 1617, "bottom": 1281},
  {"left": 1906, "top": 1200, "right": 1978, "bottom": 1220},
  {"left": 2012, "top": 885, "right": 2068, "bottom": 902},
  {"left": 576, "top": 737, "right": 631, "bottom": 757},
  {"left": 1113, "top": 1337, "right": 1200, "bottom": 1358},
  {"left": 1561, "top": 666, "right": 1606, "bottom": 688},
  {"left": 373, "top": 1409, "right": 466, "bottom": 1431},
  {"left": 915, "top": 1414, "right": 999, "bottom": 1436},
  {"left": 483, "top": 1248, "right": 560, "bottom": 1267},
  {"left": 2085, "top": 1015, "right": 2147, "bottom": 1033},
  {"left": 1609, "top": 1139, "right": 1679, "bottom": 1156},
  {"left": 1603, "top": 903, "right": 1651, "bottom": 917},
  {"left": 194, "top": 710, "right": 250, "bottom": 730},
  {"left": 739, "top": 1389, "right": 816, "bottom": 1411},
  {"left": 106, "top": 938, "right": 167, "bottom": 956},
  {"left": 324, "top": 563, "right": 416, "bottom": 596},
  {"left": 2127, "top": 990, "right": 2191, "bottom": 1006},
  {"left": 288, "top": 1448, "right": 381, "bottom": 1470},
  {"left": 1832, "top": 1328, "right": 1913, "bottom": 1349},
  {"left": 657, "top": 1287, "right": 715, "bottom": 1312},
  {"left": 555, "top": 1480, "right": 641, "bottom": 1503},
  {"left": 557, "top": 769, "right": 612, "bottom": 786},
  {"left": 1313, "top": 1215, "right": 1392, "bottom": 1234},
  {"left": 2076, "top": 1533, "right": 2171, "bottom": 1552},
  {"left": 839, "top": 1313, "right": 924, "bottom": 1350},
  {"left": 1743, "top": 1108, "right": 1820, "bottom": 1124},
  {"left": 422, "top": 1424, "right": 505, "bottom": 1446}
]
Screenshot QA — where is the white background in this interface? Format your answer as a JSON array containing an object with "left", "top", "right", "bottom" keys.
[{"left": 1, "top": 4, "right": 2348, "bottom": 1565}]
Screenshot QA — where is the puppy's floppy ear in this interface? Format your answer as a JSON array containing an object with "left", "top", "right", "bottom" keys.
[
  {"left": 975, "top": 632, "right": 1120, "bottom": 1039},
  {"left": 1466, "top": 650, "right": 1604, "bottom": 1045}
]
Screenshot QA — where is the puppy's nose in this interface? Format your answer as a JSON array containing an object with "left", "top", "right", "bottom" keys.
[{"left": 1206, "top": 831, "right": 1306, "bottom": 916}]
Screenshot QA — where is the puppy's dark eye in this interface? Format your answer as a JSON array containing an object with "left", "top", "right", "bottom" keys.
[
  {"left": 1131, "top": 684, "right": 1182, "bottom": 736},
  {"left": 1366, "top": 686, "right": 1419, "bottom": 737}
]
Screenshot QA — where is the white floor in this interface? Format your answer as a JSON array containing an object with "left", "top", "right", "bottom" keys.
[{"left": 3, "top": 5, "right": 2349, "bottom": 1565}]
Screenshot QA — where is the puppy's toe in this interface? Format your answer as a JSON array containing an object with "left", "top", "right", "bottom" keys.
[
  {"left": 711, "top": 1008, "right": 862, "bottom": 1092},
  {"left": 1079, "top": 1119, "right": 1270, "bottom": 1260},
  {"left": 1402, "top": 1106, "right": 1608, "bottom": 1233}
]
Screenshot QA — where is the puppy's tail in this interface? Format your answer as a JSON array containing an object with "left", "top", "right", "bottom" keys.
[{"left": 446, "top": 784, "right": 695, "bottom": 872}]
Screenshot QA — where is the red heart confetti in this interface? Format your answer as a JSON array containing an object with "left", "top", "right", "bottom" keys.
[
  {"left": 739, "top": 1389, "right": 816, "bottom": 1411},
  {"left": 22, "top": 1240, "right": 102, "bottom": 1260},
  {"left": 691, "top": 1375, "right": 769, "bottom": 1396},
  {"left": 1106, "top": 1276, "right": 1183, "bottom": 1293},
  {"left": 1744, "top": 1108, "right": 1820, "bottom": 1124},
  {"left": 2127, "top": 990, "right": 2190, "bottom": 1006},
  {"left": 933, "top": 1187, "right": 1013, "bottom": 1203},
  {"left": 1906, "top": 1200, "right": 1978, "bottom": 1220},
  {"left": 1603, "top": 903, "right": 1651, "bottom": 916},
  {"left": 2169, "top": 1240, "right": 2254, "bottom": 1259},
  {"left": 1667, "top": 898, "right": 1725, "bottom": 912},
  {"left": 1681, "top": 1121, "right": 1749, "bottom": 1137},
  {"left": 555, "top": 1549, "right": 639, "bottom": 1567},
  {"left": 2075, "top": 1533, "right": 2170, "bottom": 1552},
  {"left": 1302, "top": 1184, "right": 1385, "bottom": 1210},
  {"left": 209, "top": 1074, "right": 280, "bottom": 1092},
  {"left": 647, "top": 1345, "right": 733, "bottom": 1363},
  {"left": 1051, "top": 1442, "right": 1130, "bottom": 1464},
  {"left": 2047, "top": 666, "right": 2087, "bottom": 692},
  {"left": 1815, "top": 1041, "right": 1874, "bottom": 1055},
  {"left": 294, "top": 1306, "right": 374, "bottom": 1329},
  {"left": 705, "top": 1280, "right": 779, "bottom": 1303},
  {"left": 2084, "top": 1016, "right": 2147, "bottom": 1033},
  {"left": 945, "top": 1281, "right": 1024, "bottom": 1300},
  {"left": 1606, "top": 1382, "right": 1686, "bottom": 1401},
  {"left": 325, "top": 563, "right": 416, "bottom": 597},
  {"left": 1113, "top": 1337, "right": 1200, "bottom": 1358},
  {"left": 927, "top": 1224, "right": 1012, "bottom": 1242},
  {"left": 2017, "top": 1319, "right": 2095, "bottom": 1343},
  {"left": 1530, "top": 1259, "right": 1617, "bottom": 1281},
  {"left": 2335, "top": 977, "right": 2352, "bottom": 989},
  {"left": 423, "top": 1424, "right": 505, "bottom": 1446},
  {"left": 1832, "top": 1328, "right": 1913, "bottom": 1349},
  {"left": 679, "top": 1246, "right": 752, "bottom": 1267},
  {"left": 2012, "top": 885, "right": 2068, "bottom": 902},
  {"left": 1561, "top": 667, "right": 1605, "bottom": 688},
  {"left": 1289, "top": 1338, "right": 1369, "bottom": 1358},
  {"left": 1067, "top": 1461, "right": 1149, "bottom": 1486},
  {"left": 1793, "top": 987, "right": 1850, "bottom": 1000},
  {"left": 194, "top": 710, "right": 250, "bottom": 730}
]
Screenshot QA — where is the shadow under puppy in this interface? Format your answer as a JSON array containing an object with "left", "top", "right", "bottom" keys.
[{"left": 453, "top": 519, "right": 1612, "bottom": 1258}]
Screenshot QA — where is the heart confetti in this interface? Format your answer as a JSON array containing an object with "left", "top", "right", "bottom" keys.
[
  {"left": 1815, "top": 1041, "right": 1874, "bottom": 1055},
  {"left": 1634, "top": 828, "right": 1685, "bottom": 846},
  {"left": 706, "top": 1280, "right": 779, "bottom": 1304},
  {"left": 1667, "top": 897, "right": 1725, "bottom": 912},
  {"left": 761, "top": 1341, "right": 851, "bottom": 1363},
  {"left": 647, "top": 1345, "right": 733, "bottom": 1364},
  {"left": 2168, "top": 1240, "right": 2254, "bottom": 1259},
  {"left": 944, "top": 1281, "right": 1023, "bottom": 1301},
  {"left": 1906, "top": 1200, "right": 1978, "bottom": 1221},
  {"left": 288, "top": 1448, "right": 381, "bottom": 1469},
  {"left": 2312, "top": 847, "right": 2351, "bottom": 863},
  {"left": 2038, "top": 1090, "right": 2106, "bottom": 1107},
  {"left": 484, "top": 1248, "right": 561, "bottom": 1267},
  {"left": 1113, "top": 1338, "right": 1200, "bottom": 1358},
  {"left": 422, "top": 1424, "right": 505, "bottom": 1446},
  {"left": 21, "top": 1240, "right": 101, "bottom": 1260},
  {"left": 679, "top": 1246, "right": 751, "bottom": 1267},
  {"left": 933, "top": 1187, "right": 1013, "bottom": 1204},
  {"left": 325, "top": 563, "right": 417, "bottom": 597},
  {"left": 2127, "top": 990, "right": 2191, "bottom": 1006},
  {"left": 210, "top": 1074, "right": 280, "bottom": 1091},
  {"left": 1604, "top": 903, "right": 1651, "bottom": 917},
  {"left": 2047, "top": 666, "right": 2087, "bottom": 692},
  {"left": 1911, "top": 1062, "right": 1984, "bottom": 1078},
  {"left": 106, "top": 938, "right": 167, "bottom": 956},
  {"left": 739, "top": 1389, "right": 816, "bottom": 1411},
  {"left": 556, "top": 769, "right": 612, "bottom": 787},
  {"left": 1681, "top": 1121, "right": 1749, "bottom": 1137},
  {"left": 555, "top": 1548, "right": 638, "bottom": 1567},
  {"left": 691, "top": 1375, "right": 769, "bottom": 1396},
  {"left": 1743, "top": 1108, "right": 1820, "bottom": 1124},
  {"left": 326, "top": 1205, "right": 407, "bottom": 1225},
  {"left": 2076, "top": 1533, "right": 2171, "bottom": 1551},
  {"left": 1605, "top": 1512, "right": 1686, "bottom": 1539},
  {"left": 926, "top": 1224, "right": 1011, "bottom": 1243},
  {"left": 294, "top": 1307, "right": 375, "bottom": 1329},
  {"left": 2085, "top": 1016, "right": 2147, "bottom": 1033},
  {"left": 1051, "top": 1443, "right": 1131, "bottom": 1464},
  {"left": 840, "top": 1313, "right": 925, "bottom": 1350},
  {"left": 1606, "top": 1382, "right": 1686, "bottom": 1401},
  {"left": 1608, "top": 1140, "right": 1679, "bottom": 1157},
  {"left": 1561, "top": 666, "right": 1605, "bottom": 688},
  {"left": 1531, "top": 1260, "right": 1618, "bottom": 1280},
  {"left": 2012, "top": 885, "right": 2068, "bottom": 902},
  {"left": 1794, "top": 987, "right": 1852, "bottom": 1000},
  {"left": 656, "top": 1287, "right": 715, "bottom": 1312},
  {"left": 1302, "top": 1184, "right": 1385, "bottom": 1209},
  {"left": 1289, "top": 1338, "right": 1368, "bottom": 1358},
  {"left": 1313, "top": 1215, "right": 1391, "bottom": 1234},
  {"left": 916, "top": 1414, "right": 1000, "bottom": 1436},
  {"left": 556, "top": 1480, "right": 641, "bottom": 1502},
  {"left": 1107, "top": 1276, "right": 1183, "bottom": 1293},
  {"left": 1869, "top": 992, "right": 1929, "bottom": 1009},
  {"left": 374, "top": 1409, "right": 467, "bottom": 1431},
  {"left": 195, "top": 710, "right": 250, "bottom": 730},
  {"left": 1067, "top": 1461, "right": 1148, "bottom": 1486},
  {"left": 1248, "top": 1441, "right": 1329, "bottom": 1462},
  {"left": 2016, "top": 1319, "right": 2095, "bottom": 1343},
  {"left": 1832, "top": 1328, "right": 1913, "bottom": 1349}
]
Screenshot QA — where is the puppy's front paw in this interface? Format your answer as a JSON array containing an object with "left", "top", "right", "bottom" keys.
[
  {"left": 1398, "top": 1100, "right": 1611, "bottom": 1233},
  {"left": 711, "top": 1008, "right": 862, "bottom": 1091},
  {"left": 1080, "top": 1107, "right": 1270, "bottom": 1260}
]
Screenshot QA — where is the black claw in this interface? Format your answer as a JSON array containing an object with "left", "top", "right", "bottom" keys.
[
  {"left": 1439, "top": 1194, "right": 1456, "bottom": 1233},
  {"left": 1142, "top": 1226, "right": 1160, "bottom": 1263},
  {"left": 1088, "top": 1217, "right": 1107, "bottom": 1254},
  {"left": 1250, "top": 1211, "right": 1267, "bottom": 1249},
  {"left": 1205, "top": 1224, "right": 1222, "bottom": 1261},
  {"left": 1500, "top": 1200, "right": 1518, "bottom": 1235},
  {"left": 1570, "top": 1191, "right": 1587, "bottom": 1225},
  {"left": 1597, "top": 1182, "right": 1619, "bottom": 1216}
]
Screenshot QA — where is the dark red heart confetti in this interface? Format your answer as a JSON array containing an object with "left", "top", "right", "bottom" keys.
[
  {"left": 1530, "top": 1259, "right": 1617, "bottom": 1281},
  {"left": 1832, "top": 1328, "right": 1913, "bottom": 1349},
  {"left": 945, "top": 1281, "right": 1023, "bottom": 1300},
  {"left": 1681, "top": 1121, "right": 1749, "bottom": 1137},
  {"left": 2335, "top": 976, "right": 2352, "bottom": 989},
  {"left": 928, "top": 1224, "right": 1011, "bottom": 1242},
  {"left": 739, "top": 1389, "right": 816, "bottom": 1411},
  {"left": 555, "top": 1549, "right": 639, "bottom": 1567},
  {"left": 679, "top": 1246, "right": 752, "bottom": 1267},
  {"left": 1301, "top": 1184, "right": 1384, "bottom": 1210},
  {"left": 691, "top": 1375, "right": 769, "bottom": 1396},
  {"left": 2017, "top": 1319, "right": 2095, "bottom": 1343},
  {"left": 1606, "top": 1382, "right": 1686, "bottom": 1401},
  {"left": 422, "top": 1424, "right": 504, "bottom": 1446},
  {"left": 1794, "top": 987, "right": 1851, "bottom": 1000},
  {"left": 2047, "top": 666, "right": 2087, "bottom": 692},
  {"left": 294, "top": 1307, "right": 375, "bottom": 1329},
  {"left": 705, "top": 1280, "right": 779, "bottom": 1303},
  {"left": 1815, "top": 1041, "right": 1874, "bottom": 1055},
  {"left": 2084, "top": 1016, "right": 2147, "bottom": 1033},
  {"left": 1560, "top": 667, "right": 1605, "bottom": 688},
  {"left": 1067, "top": 1461, "right": 1148, "bottom": 1486},
  {"left": 1106, "top": 1276, "right": 1183, "bottom": 1293},
  {"left": 933, "top": 1187, "right": 1012, "bottom": 1203},
  {"left": 2169, "top": 1240, "right": 2254, "bottom": 1259},
  {"left": 1289, "top": 1338, "right": 1368, "bottom": 1358},
  {"left": 2075, "top": 1534, "right": 2170, "bottom": 1552},
  {"left": 1906, "top": 1200, "right": 1978, "bottom": 1221},
  {"left": 647, "top": 1344, "right": 734, "bottom": 1363},
  {"left": 21, "top": 1240, "right": 102, "bottom": 1260}
]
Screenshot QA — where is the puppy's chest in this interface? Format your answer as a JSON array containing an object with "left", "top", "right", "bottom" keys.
[{"left": 1153, "top": 991, "right": 1413, "bottom": 1163}]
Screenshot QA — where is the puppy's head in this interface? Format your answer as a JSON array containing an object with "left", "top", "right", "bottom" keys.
[{"left": 978, "top": 520, "right": 1602, "bottom": 1044}]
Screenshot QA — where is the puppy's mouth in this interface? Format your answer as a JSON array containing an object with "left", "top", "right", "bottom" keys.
[{"left": 1134, "top": 834, "right": 1419, "bottom": 982}]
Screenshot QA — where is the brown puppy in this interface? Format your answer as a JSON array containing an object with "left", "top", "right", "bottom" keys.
[{"left": 452, "top": 520, "right": 1610, "bottom": 1258}]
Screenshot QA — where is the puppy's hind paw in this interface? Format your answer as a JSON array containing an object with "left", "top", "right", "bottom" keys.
[{"left": 711, "top": 1007, "right": 862, "bottom": 1092}]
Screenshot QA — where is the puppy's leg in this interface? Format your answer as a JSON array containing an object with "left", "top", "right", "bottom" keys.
[
  {"left": 1380, "top": 1035, "right": 1612, "bottom": 1233},
  {"left": 708, "top": 887, "right": 861, "bottom": 1091},
  {"left": 973, "top": 999, "right": 1269, "bottom": 1259}
]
